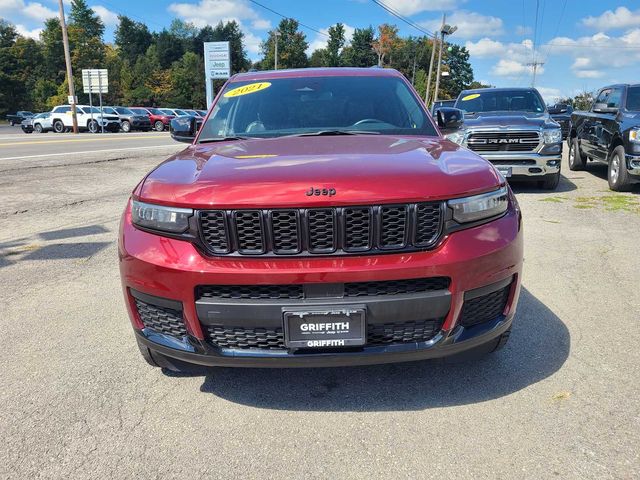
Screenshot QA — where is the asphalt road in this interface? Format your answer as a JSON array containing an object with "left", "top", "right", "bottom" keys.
[
  {"left": 1, "top": 141, "right": 639, "bottom": 479},
  {"left": 0, "top": 125, "right": 176, "bottom": 160}
]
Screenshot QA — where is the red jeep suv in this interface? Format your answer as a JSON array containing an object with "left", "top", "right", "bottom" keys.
[{"left": 119, "top": 68, "right": 523, "bottom": 370}]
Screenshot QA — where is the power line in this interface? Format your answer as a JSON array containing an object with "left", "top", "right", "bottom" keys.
[
  {"left": 370, "top": 0, "right": 435, "bottom": 37},
  {"left": 247, "top": 0, "right": 329, "bottom": 37}
]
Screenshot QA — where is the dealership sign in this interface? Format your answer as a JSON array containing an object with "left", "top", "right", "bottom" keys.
[{"left": 204, "top": 42, "right": 230, "bottom": 80}]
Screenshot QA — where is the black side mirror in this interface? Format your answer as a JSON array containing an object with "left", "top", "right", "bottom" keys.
[
  {"left": 170, "top": 116, "right": 201, "bottom": 143},
  {"left": 436, "top": 107, "right": 464, "bottom": 133},
  {"left": 592, "top": 103, "right": 618, "bottom": 114}
]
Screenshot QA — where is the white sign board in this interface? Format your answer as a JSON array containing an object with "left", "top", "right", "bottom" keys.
[
  {"left": 204, "top": 41, "right": 230, "bottom": 106},
  {"left": 82, "top": 69, "right": 109, "bottom": 94},
  {"left": 67, "top": 95, "right": 77, "bottom": 104}
]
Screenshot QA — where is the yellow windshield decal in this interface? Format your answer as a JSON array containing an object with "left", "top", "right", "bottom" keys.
[
  {"left": 461, "top": 93, "right": 481, "bottom": 101},
  {"left": 234, "top": 154, "right": 278, "bottom": 159},
  {"left": 224, "top": 82, "right": 271, "bottom": 98}
]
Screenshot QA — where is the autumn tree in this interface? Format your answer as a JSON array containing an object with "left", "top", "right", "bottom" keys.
[{"left": 372, "top": 24, "right": 398, "bottom": 66}]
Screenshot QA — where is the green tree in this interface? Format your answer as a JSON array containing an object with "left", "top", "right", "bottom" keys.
[
  {"left": 0, "top": 21, "right": 20, "bottom": 116},
  {"left": 154, "top": 29, "right": 185, "bottom": 69},
  {"left": 309, "top": 49, "right": 326, "bottom": 67},
  {"left": 115, "top": 16, "right": 152, "bottom": 65},
  {"left": 324, "top": 23, "right": 345, "bottom": 67},
  {"left": 413, "top": 68, "right": 428, "bottom": 99},
  {"left": 69, "top": 0, "right": 104, "bottom": 39},
  {"left": 340, "top": 26, "right": 377, "bottom": 67},
  {"left": 440, "top": 44, "right": 474, "bottom": 99},
  {"left": 169, "top": 51, "right": 205, "bottom": 107},
  {"left": 40, "top": 18, "right": 65, "bottom": 84},
  {"left": 260, "top": 19, "right": 308, "bottom": 70},
  {"left": 465, "top": 80, "right": 493, "bottom": 89}
]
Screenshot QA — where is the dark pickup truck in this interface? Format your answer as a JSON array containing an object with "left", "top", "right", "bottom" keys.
[
  {"left": 569, "top": 84, "right": 640, "bottom": 191},
  {"left": 548, "top": 104, "right": 573, "bottom": 140},
  {"left": 7, "top": 111, "right": 34, "bottom": 126}
]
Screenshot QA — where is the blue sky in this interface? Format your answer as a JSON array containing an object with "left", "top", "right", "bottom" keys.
[{"left": 2, "top": 0, "right": 640, "bottom": 101}]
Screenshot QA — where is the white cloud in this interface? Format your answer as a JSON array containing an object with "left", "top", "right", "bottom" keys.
[
  {"left": 380, "top": 0, "right": 458, "bottom": 16},
  {"left": 251, "top": 18, "right": 271, "bottom": 30},
  {"left": 466, "top": 37, "right": 543, "bottom": 78},
  {"left": 574, "top": 70, "right": 604, "bottom": 79},
  {"left": 420, "top": 11, "right": 504, "bottom": 39},
  {"left": 15, "top": 23, "right": 42, "bottom": 39},
  {"left": 536, "top": 86, "right": 562, "bottom": 103},
  {"left": 464, "top": 37, "right": 503, "bottom": 57},
  {"left": 307, "top": 24, "right": 355, "bottom": 54},
  {"left": 0, "top": 0, "right": 57, "bottom": 22},
  {"left": 91, "top": 5, "right": 118, "bottom": 26},
  {"left": 582, "top": 7, "right": 640, "bottom": 31}
]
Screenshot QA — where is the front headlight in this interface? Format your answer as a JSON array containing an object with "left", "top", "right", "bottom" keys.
[
  {"left": 630, "top": 128, "right": 640, "bottom": 143},
  {"left": 543, "top": 128, "right": 562, "bottom": 144},
  {"left": 446, "top": 131, "right": 465, "bottom": 145},
  {"left": 448, "top": 186, "right": 509, "bottom": 223},
  {"left": 131, "top": 200, "right": 193, "bottom": 233}
]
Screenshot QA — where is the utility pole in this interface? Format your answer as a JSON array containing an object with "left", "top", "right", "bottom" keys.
[
  {"left": 433, "top": 20, "right": 446, "bottom": 105},
  {"left": 424, "top": 14, "right": 444, "bottom": 107},
  {"left": 274, "top": 31, "right": 281, "bottom": 70},
  {"left": 57, "top": 0, "right": 78, "bottom": 134},
  {"left": 526, "top": 61, "right": 544, "bottom": 87}
]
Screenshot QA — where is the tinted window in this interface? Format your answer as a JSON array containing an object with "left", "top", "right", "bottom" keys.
[
  {"left": 102, "top": 107, "right": 116, "bottom": 114},
  {"left": 455, "top": 89, "right": 545, "bottom": 113},
  {"left": 627, "top": 87, "right": 640, "bottom": 111},
  {"left": 54, "top": 106, "right": 71, "bottom": 113},
  {"left": 198, "top": 75, "right": 436, "bottom": 141},
  {"left": 606, "top": 88, "right": 623, "bottom": 108},
  {"left": 116, "top": 107, "right": 134, "bottom": 114},
  {"left": 161, "top": 109, "right": 175, "bottom": 115},
  {"left": 130, "top": 108, "right": 149, "bottom": 115},
  {"left": 148, "top": 108, "right": 164, "bottom": 115}
]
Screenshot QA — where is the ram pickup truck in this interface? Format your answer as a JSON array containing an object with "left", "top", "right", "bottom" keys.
[
  {"left": 568, "top": 84, "right": 640, "bottom": 191},
  {"left": 445, "top": 87, "right": 563, "bottom": 190},
  {"left": 7, "top": 111, "right": 34, "bottom": 126},
  {"left": 119, "top": 68, "right": 523, "bottom": 371}
]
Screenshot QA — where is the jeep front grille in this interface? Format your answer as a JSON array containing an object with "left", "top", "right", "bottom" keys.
[
  {"left": 198, "top": 203, "right": 444, "bottom": 256},
  {"left": 466, "top": 131, "right": 540, "bottom": 152}
]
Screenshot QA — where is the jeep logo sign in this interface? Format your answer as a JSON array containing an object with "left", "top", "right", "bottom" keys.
[{"left": 306, "top": 187, "right": 336, "bottom": 196}]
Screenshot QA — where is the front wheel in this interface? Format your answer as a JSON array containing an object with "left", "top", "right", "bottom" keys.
[
  {"left": 121, "top": 120, "right": 131, "bottom": 132},
  {"left": 9, "top": 120, "right": 15, "bottom": 126},
  {"left": 154, "top": 120, "right": 165, "bottom": 132},
  {"left": 34, "top": 123, "right": 43, "bottom": 134},
  {"left": 53, "top": 120, "right": 65, "bottom": 133},
  {"left": 88, "top": 120, "right": 99, "bottom": 133},
  {"left": 568, "top": 137, "right": 587, "bottom": 171},
  {"left": 539, "top": 171, "right": 561, "bottom": 190},
  {"left": 608, "top": 145, "right": 632, "bottom": 192}
]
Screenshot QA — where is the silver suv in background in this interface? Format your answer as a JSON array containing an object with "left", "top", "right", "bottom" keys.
[{"left": 443, "top": 88, "right": 563, "bottom": 190}]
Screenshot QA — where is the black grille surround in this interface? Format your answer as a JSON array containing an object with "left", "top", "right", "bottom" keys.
[
  {"left": 204, "top": 318, "right": 446, "bottom": 351},
  {"left": 197, "top": 202, "right": 444, "bottom": 257}
]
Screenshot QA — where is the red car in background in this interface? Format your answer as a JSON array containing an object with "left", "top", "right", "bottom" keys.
[{"left": 129, "top": 107, "right": 174, "bottom": 132}]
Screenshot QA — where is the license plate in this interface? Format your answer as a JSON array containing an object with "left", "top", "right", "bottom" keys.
[
  {"left": 284, "top": 307, "right": 366, "bottom": 349},
  {"left": 496, "top": 166, "right": 512, "bottom": 178}
]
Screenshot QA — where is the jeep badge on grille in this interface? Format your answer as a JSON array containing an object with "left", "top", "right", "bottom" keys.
[{"left": 306, "top": 187, "right": 336, "bottom": 196}]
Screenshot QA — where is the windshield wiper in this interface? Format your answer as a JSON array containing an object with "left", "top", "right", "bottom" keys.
[
  {"left": 290, "top": 130, "right": 380, "bottom": 137},
  {"left": 198, "top": 135, "right": 251, "bottom": 143}
]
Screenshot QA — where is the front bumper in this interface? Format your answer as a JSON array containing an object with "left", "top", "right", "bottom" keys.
[
  {"left": 119, "top": 199, "right": 523, "bottom": 367},
  {"left": 476, "top": 152, "right": 561, "bottom": 179},
  {"left": 626, "top": 154, "right": 640, "bottom": 178}
]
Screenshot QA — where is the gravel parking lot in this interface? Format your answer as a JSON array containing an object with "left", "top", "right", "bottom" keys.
[{"left": 1, "top": 141, "right": 639, "bottom": 479}]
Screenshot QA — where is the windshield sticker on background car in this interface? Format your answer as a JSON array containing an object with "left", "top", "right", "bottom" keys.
[
  {"left": 224, "top": 82, "right": 272, "bottom": 98},
  {"left": 461, "top": 93, "right": 481, "bottom": 101}
]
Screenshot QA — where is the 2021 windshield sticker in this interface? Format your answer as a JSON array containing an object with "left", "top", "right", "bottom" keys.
[
  {"left": 224, "top": 82, "right": 272, "bottom": 98},
  {"left": 461, "top": 93, "right": 481, "bottom": 101}
]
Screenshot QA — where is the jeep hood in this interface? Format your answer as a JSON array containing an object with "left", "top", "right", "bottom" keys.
[{"left": 137, "top": 135, "right": 502, "bottom": 209}]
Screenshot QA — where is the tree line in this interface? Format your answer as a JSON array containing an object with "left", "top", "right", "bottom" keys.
[{"left": 0, "top": 0, "right": 487, "bottom": 117}]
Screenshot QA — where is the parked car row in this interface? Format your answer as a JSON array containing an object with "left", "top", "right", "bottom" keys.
[{"left": 12, "top": 106, "right": 207, "bottom": 134}]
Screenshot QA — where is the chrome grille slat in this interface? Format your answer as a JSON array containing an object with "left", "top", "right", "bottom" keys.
[
  {"left": 466, "top": 130, "right": 541, "bottom": 152},
  {"left": 199, "top": 202, "right": 443, "bottom": 256}
]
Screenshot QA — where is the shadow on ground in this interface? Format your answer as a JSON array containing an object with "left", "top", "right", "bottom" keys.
[
  {"left": 578, "top": 164, "right": 640, "bottom": 193},
  {"left": 39, "top": 225, "right": 108, "bottom": 241},
  {"left": 510, "top": 173, "right": 577, "bottom": 194},
  {"left": 167, "top": 288, "right": 569, "bottom": 411}
]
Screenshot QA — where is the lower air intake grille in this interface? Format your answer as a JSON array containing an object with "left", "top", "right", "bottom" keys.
[
  {"left": 197, "top": 284, "right": 304, "bottom": 300},
  {"left": 344, "top": 277, "right": 450, "bottom": 297},
  {"left": 366, "top": 319, "right": 443, "bottom": 345},
  {"left": 459, "top": 284, "right": 511, "bottom": 327},
  {"left": 135, "top": 299, "right": 187, "bottom": 338}
]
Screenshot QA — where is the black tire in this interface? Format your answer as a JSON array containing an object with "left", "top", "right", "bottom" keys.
[
  {"left": 608, "top": 145, "right": 632, "bottom": 192},
  {"left": 539, "top": 171, "right": 560, "bottom": 190},
  {"left": 568, "top": 137, "right": 587, "bottom": 171},
  {"left": 9, "top": 120, "right": 15, "bottom": 126},
  {"left": 88, "top": 120, "right": 99, "bottom": 133},
  {"left": 154, "top": 120, "right": 164, "bottom": 132},
  {"left": 53, "top": 120, "right": 65, "bottom": 133},
  {"left": 121, "top": 120, "right": 131, "bottom": 132},
  {"left": 491, "top": 327, "right": 512, "bottom": 352},
  {"left": 34, "top": 123, "right": 43, "bottom": 134}
]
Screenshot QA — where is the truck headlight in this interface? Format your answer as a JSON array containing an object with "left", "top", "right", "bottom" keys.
[
  {"left": 448, "top": 186, "right": 508, "bottom": 223},
  {"left": 446, "top": 131, "right": 465, "bottom": 145},
  {"left": 131, "top": 200, "right": 193, "bottom": 233},
  {"left": 543, "top": 128, "right": 562, "bottom": 144},
  {"left": 630, "top": 128, "right": 640, "bottom": 143}
]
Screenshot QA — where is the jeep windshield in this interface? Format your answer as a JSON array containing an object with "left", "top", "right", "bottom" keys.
[
  {"left": 456, "top": 89, "right": 546, "bottom": 114},
  {"left": 197, "top": 75, "right": 437, "bottom": 142}
]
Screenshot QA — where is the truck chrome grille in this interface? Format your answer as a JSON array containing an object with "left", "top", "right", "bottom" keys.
[
  {"left": 198, "top": 203, "right": 444, "bottom": 256},
  {"left": 467, "top": 131, "right": 540, "bottom": 152}
]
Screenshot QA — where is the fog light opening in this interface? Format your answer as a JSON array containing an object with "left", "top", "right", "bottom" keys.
[
  {"left": 528, "top": 167, "right": 543, "bottom": 173},
  {"left": 546, "top": 160, "right": 560, "bottom": 167}
]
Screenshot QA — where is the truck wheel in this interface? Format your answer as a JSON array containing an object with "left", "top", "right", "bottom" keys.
[
  {"left": 9, "top": 120, "right": 15, "bottom": 126},
  {"left": 154, "top": 120, "right": 164, "bottom": 132},
  {"left": 121, "top": 120, "right": 131, "bottom": 132},
  {"left": 34, "top": 123, "right": 43, "bottom": 133},
  {"left": 608, "top": 145, "right": 632, "bottom": 192},
  {"left": 88, "top": 120, "right": 99, "bottom": 133},
  {"left": 568, "top": 137, "right": 587, "bottom": 171},
  {"left": 53, "top": 120, "right": 65, "bottom": 133},
  {"left": 539, "top": 172, "right": 560, "bottom": 190}
]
